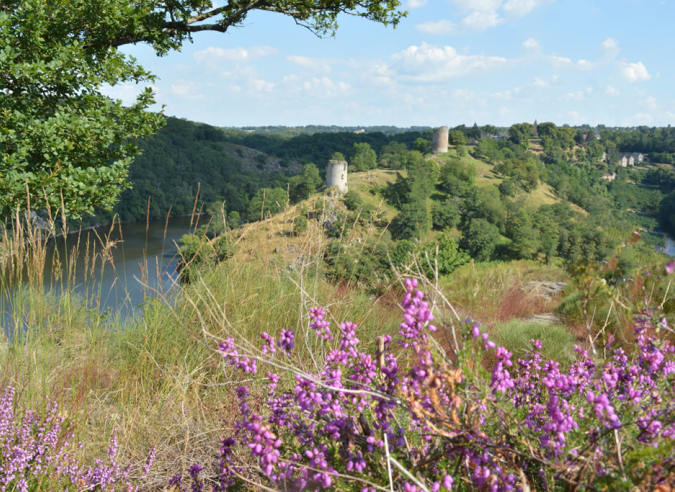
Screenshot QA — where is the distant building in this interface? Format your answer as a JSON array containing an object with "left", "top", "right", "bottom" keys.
[
  {"left": 600, "top": 151, "right": 607, "bottom": 162},
  {"left": 632, "top": 152, "right": 644, "bottom": 164},
  {"left": 432, "top": 126, "right": 449, "bottom": 154},
  {"left": 602, "top": 172, "right": 617, "bottom": 182},
  {"left": 533, "top": 120, "right": 538, "bottom": 136},
  {"left": 326, "top": 160, "right": 348, "bottom": 194},
  {"left": 615, "top": 154, "right": 634, "bottom": 167}
]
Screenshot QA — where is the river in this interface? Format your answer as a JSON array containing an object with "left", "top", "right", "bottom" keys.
[
  {"left": 3, "top": 216, "right": 200, "bottom": 326},
  {"left": 667, "top": 235, "right": 675, "bottom": 256}
]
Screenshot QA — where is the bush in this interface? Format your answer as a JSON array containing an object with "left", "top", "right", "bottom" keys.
[
  {"left": 293, "top": 214, "right": 308, "bottom": 235},
  {"left": 183, "top": 267, "right": 675, "bottom": 491},
  {"left": 342, "top": 190, "right": 363, "bottom": 211},
  {"left": 0, "top": 388, "right": 152, "bottom": 489}
]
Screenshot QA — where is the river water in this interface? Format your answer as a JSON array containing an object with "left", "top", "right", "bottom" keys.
[
  {"left": 667, "top": 235, "right": 675, "bottom": 256},
  {"left": 3, "top": 216, "right": 200, "bottom": 326}
]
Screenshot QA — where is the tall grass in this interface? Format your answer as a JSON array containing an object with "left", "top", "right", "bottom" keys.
[
  {"left": 490, "top": 319, "right": 576, "bottom": 363},
  {"left": 0, "top": 203, "right": 587, "bottom": 489},
  {"left": 440, "top": 259, "right": 567, "bottom": 323},
  {"left": 0, "top": 209, "right": 408, "bottom": 489}
]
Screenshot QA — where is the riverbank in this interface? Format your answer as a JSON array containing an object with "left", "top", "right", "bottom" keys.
[{"left": 0, "top": 215, "right": 200, "bottom": 320}]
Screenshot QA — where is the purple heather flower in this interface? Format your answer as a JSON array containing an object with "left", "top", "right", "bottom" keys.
[
  {"left": 261, "top": 332, "right": 276, "bottom": 355},
  {"left": 666, "top": 261, "right": 674, "bottom": 274},
  {"left": 277, "top": 329, "right": 296, "bottom": 354}
]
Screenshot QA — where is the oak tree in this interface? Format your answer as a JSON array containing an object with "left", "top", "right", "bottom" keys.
[{"left": 0, "top": 0, "right": 404, "bottom": 217}]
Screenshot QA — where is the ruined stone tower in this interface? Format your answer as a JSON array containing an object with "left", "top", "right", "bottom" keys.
[
  {"left": 326, "top": 160, "right": 348, "bottom": 194},
  {"left": 432, "top": 126, "right": 449, "bottom": 154}
]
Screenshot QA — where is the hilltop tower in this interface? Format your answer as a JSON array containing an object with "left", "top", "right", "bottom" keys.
[
  {"left": 326, "top": 160, "right": 348, "bottom": 194},
  {"left": 432, "top": 126, "right": 449, "bottom": 154}
]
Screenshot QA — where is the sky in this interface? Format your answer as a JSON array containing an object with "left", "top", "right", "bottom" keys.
[{"left": 105, "top": 0, "right": 675, "bottom": 128}]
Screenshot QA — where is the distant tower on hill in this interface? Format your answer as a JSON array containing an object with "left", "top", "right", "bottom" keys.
[
  {"left": 432, "top": 126, "right": 449, "bottom": 154},
  {"left": 326, "top": 160, "right": 348, "bottom": 194},
  {"left": 533, "top": 119, "right": 539, "bottom": 136}
]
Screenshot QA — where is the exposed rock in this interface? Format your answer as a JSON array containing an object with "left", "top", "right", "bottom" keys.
[{"left": 520, "top": 281, "right": 567, "bottom": 300}]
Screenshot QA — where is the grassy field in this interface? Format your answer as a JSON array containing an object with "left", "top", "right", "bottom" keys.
[{"left": 439, "top": 148, "right": 562, "bottom": 210}]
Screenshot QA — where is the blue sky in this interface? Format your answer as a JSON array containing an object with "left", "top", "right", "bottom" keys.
[{"left": 105, "top": 0, "right": 675, "bottom": 128}]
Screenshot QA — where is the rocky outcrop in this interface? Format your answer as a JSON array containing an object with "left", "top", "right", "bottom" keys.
[{"left": 519, "top": 281, "right": 567, "bottom": 301}]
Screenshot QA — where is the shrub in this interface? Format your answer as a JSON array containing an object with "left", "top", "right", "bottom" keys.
[
  {"left": 293, "top": 215, "right": 308, "bottom": 235},
  {"left": 0, "top": 387, "right": 152, "bottom": 490},
  {"left": 342, "top": 190, "right": 363, "bottom": 211},
  {"left": 179, "top": 272, "right": 675, "bottom": 490}
]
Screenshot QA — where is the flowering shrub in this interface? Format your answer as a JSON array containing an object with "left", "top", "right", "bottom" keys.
[
  {"left": 0, "top": 387, "right": 153, "bottom": 491},
  {"left": 178, "top": 266, "right": 675, "bottom": 490}
]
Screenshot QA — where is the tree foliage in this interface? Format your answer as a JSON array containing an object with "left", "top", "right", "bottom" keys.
[
  {"left": 350, "top": 143, "right": 377, "bottom": 172},
  {"left": 0, "top": 0, "right": 404, "bottom": 217},
  {"left": 289, "top": 163, "right": 322, "bottom": 203},
  {"left": 0, "top": 2, "right": 164, "bottom": 217},
  {"left": 460, "top": 218, "right": 501, "bottom": 261}
]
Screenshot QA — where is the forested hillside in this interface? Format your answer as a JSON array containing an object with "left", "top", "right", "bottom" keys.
[
  {"left": 83, "top": 117, "right": 674, "bottom": 260},
  {"left": 83, "top": 117, "right": 433, "bottom": 225}
]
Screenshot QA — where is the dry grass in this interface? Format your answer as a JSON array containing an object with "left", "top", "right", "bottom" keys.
[
  {"left": 440, "top": 260, "right": 568, "bottom": 326},
  {"left": 0, "top": 207, "right": 408, "bottom": 489}
]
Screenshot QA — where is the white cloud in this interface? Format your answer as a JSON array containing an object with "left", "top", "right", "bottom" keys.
[
  {"left": 301, "top": 77, "right": 351, "bottom": 97},
  {"left": 502, "top": 0, "right": 554, "bottom": 17},
  {"left": 450, "top": 0, "right": 502, "bottom": 12},
  {"left": 601, "top": 37, "right": 618, "bottom": 51},
  {"left": 522, "top": 37, "right": 541, "bottom": 52},
  {"left": 416, "top": 20, "right": 458, "bottom": 35},
  {"left": 391, "top": 43, "right": 510, "bottom": 82},
  {"left": 361, "top": 62, "right": 396, "bottom": 87},
  {"left": 417, "top": 0, "right": 553, "bottom": 34},
  {"left": 545, "top": 55, "right": 594, "bottom": 71},
  {"left": 644, "top": 96, "right": 658, "bottom": 110},
  {"left": 286, "top": 55, "right": 332, "bottom": 73},
  {"left": 406, "top": 0, "right": 427, "bottom": 8},
  {"left": 252, "top": 80, "right": 275, "bottom": 92},
  {"left": 600, "top": 37, "right": 621, "bottom": 61},
  {"left": 606, "top": 85, "right": 621, "bottom": 97},
  {"left": 618, "top": 61, "right": 651, "bottom": 83},
  {"left": 533, "top": 77, "right": 549, "bottom": 88},
  {"left": 194, "top": 46, "right": 277, "bottom": 62},
  {"left": 461, "top": 10, "right": 503, "bottom": 30}
]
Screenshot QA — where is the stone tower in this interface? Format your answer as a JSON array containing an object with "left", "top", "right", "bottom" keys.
[
  {"left": 432, "top": 126, "right": 449, "bottom": 154},
  {"left": 326, "top": 160, "right": 348, "bottom": 194}
]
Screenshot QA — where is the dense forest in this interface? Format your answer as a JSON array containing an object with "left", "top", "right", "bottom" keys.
[
  {"left": 80, "top": 117, "right": 675, "bottom": 256},
  {"left": 82, "top": 117, "right": 435, "bottom": 226}
]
